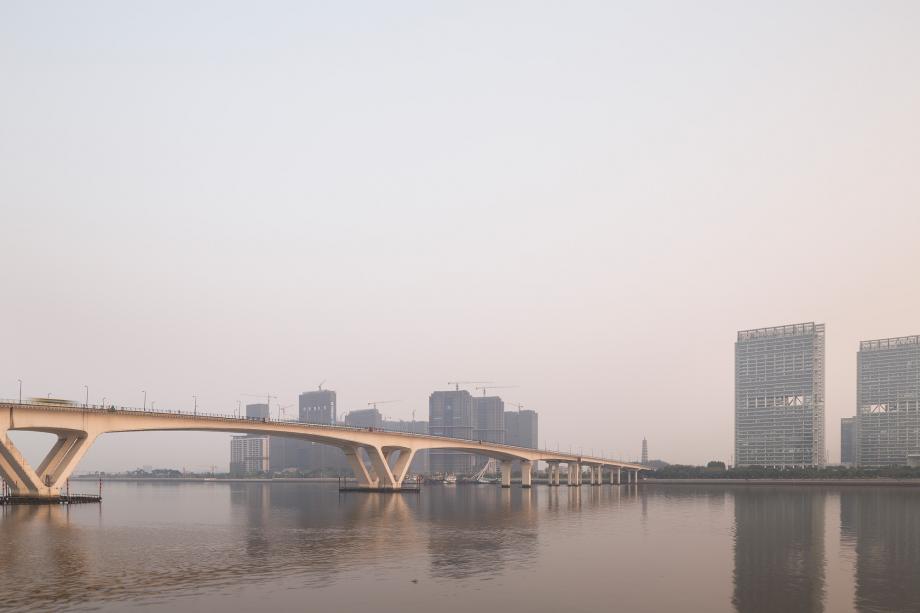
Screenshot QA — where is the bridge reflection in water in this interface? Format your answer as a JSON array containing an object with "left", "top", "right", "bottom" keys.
[{"left": 1, "top": 484, "right": 919, "bottom": 611}]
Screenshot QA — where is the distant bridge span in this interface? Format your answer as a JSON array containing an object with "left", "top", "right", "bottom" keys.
[{"left": 0, "top": 402, "right": 647, "bottom": 497}]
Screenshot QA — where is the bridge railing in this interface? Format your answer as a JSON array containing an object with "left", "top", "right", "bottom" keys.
[{"left": 0, "top": 399, "right": 644, "bottom": 467}]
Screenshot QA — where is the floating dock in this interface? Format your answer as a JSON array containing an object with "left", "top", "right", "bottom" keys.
[
  {"left": 337, "top": 477, "right": 421, "bottom": 493},
  {"left": 0, "top": 494, "right": 102, "bottom": 505}
]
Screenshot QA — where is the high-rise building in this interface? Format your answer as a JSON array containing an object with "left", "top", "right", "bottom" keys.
[
  {"left": 246, "top": 403, "right": 269, "bottom": 420},
  {"left": 300, "top": 389, "right": 336, "bottom": 424},
  {"left": 734, "top": 322, "right": 826, "bottom": 467},
  {"left": 840, "top": 417, "right": 857, "bottom": 466},
  {"left": 473, "top": 396, "right": 505, "bottom": 444},
  {"left": 504, "top": 409, "right": 538, "bottom": 448},
  {"left": 473, "top": 396, "right": 504, "bottom": 473},
  {"left": 345, "top": 408, "right": 383, "bottom": 429},
  {"left": 856, "top": 335, "right": 920, "bottom": 467},
  {"left": 294, "top": 388, "right": 348, "bottom": 474},
  {"left": 231, "top": 404, "right": 272, "bottom": 475},
  {"left": 429, "top": 389, "right": 475, "bottom": 475},
  {"left": 230, "top": 435, "right": 270, "bottom": 475},
  {"left": 642, "top": 438, "right": 648, "bottom": 464}
]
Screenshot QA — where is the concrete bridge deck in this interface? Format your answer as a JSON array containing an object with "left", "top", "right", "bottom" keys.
[{"left": 0, "top": 401, "right": 647, "bottom": 497}]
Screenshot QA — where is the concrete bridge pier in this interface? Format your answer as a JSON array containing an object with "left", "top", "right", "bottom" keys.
[
  {"left": 0, "top": 426, "right": 98, "bottom": 498},
  {"left": 617, "top": 467, "right": 622, "bottom": 485},
  {"left": 343, "top": 445, "right": 416, "bottom": 489},
  {"left": 521, "top": 461, "right": 532, "bottom": 488},
  {"left": 593, "top": 466, "right": 602, "bottom": 485},
  {"left": 500, "top": 460, "right": 512, "bottom": 488},
  {"left": 549, "top": 462, "right": 560, "bottom": 486},
  {"left": 568, "top": 462, "right": 581, "bottom": 487}
]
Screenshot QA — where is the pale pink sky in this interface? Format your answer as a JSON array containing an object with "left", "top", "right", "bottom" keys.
[{"left": 2, "top": 1, "right": 919, "bottom": 471}]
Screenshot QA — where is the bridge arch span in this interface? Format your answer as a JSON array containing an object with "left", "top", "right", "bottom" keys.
[{"left": 0, "top": 403, "right": 646, "bottom": 497}]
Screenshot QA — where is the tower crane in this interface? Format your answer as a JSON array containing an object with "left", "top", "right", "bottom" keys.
[
  {"left": 506, "top": 401, "right": 525, "bottom": 411},
  {"left": 447, "top": 381, "right": 492, "bottom": 391},
  {"left": 474, "top": 385, "right": 518, "bottom": 397},
  {"left": 368, "top": 400, "right": 400, "bottom": 410},
  {"left": 277, "top": 403, "right": 294, "bottom": 421}
]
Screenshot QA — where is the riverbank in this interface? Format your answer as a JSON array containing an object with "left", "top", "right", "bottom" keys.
[
  {"left": 71, "top": 476, "right": 355, "bottom": 483},
  {"left": 644, "top": 478, "right": 920, "bottom": 486}
]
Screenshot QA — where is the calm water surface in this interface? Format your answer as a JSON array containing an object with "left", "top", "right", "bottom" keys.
[{"left": 1, "top": 482, "right": 918, "bottom": 612}]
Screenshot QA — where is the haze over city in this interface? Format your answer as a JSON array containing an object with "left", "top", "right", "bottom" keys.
[{"left": 3, "top": 1, "right": 919, "bottom": 473}]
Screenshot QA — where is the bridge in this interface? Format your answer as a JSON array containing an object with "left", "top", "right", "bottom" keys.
[{"left": 0, "top": 401, "right": 647, "bottom": 498}]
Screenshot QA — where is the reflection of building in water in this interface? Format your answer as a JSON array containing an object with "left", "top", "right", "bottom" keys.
[
  {"left": 422, "top": 488, "right": 538, "bottom": 579},
  {"left": 840, "top": 489, "right": 920, "bottom": 612},
  {"left": 732, "top": 489, "right": 825, "bottom": 613}
]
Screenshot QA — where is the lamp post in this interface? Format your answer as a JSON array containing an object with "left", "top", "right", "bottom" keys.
[
  {"left": 102, "top": 397, "right": 106, "bottom": 408},
  {"left": 151, "top": 401, "right": 156, "bottom": 411},
  {"left": 17, "top": 379, "right": 21, "bottom": 404},
  {"left": 84, "top": 385, "right": 88, "bottom": 408},
  {"left": 142, "top": 390, "right": 146, "bottom": 410},
  {"left": 193, "top": 395, "right": 197, "bottom": 416},
  {"left": 237, "top": 400, "right": 241, "bottom": 418}
]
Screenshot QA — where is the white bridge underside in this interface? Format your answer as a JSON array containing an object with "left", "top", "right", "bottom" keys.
[{"left": 0, "top": 403, "right": 645, "bottom": 497}]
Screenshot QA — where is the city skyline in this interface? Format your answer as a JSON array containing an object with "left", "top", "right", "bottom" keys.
[
  {"left": 3, "top": 2, "right": 920, "bottom": 473},
  {"left": 10, "top": 321, "right": 920, "bottom": 473}
]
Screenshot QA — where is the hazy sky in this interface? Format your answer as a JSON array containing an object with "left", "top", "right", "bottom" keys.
[{"left": 2, "top": 1, "right": 919, "bottom": 471}]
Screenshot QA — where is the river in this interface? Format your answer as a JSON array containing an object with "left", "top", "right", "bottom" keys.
[{"left": 1, "top": 482, "right": 917, "bottom": 612}]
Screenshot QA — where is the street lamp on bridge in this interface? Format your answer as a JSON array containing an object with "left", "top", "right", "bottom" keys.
[{"left": 142, "top": 390, "right": 146, "bottom": 410}]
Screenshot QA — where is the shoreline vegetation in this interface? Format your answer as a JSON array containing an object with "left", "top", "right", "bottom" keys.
[{"left": 651, "top": 461, "right": 920, "bottom": 481}]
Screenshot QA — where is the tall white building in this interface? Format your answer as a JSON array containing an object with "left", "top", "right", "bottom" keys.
[
  {"left": 735, "top": 322, "right": 826, "bottom": 467},
  {"left": 856, "top": 335, "right": 920, "bottom": 467},
  {"left": 230, "top": 435, "right": 270, "bottom": 475}
]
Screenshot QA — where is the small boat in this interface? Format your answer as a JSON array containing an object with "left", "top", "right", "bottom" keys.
[{"left": 443, "top": 474, "right": 457, "bottom": 485}]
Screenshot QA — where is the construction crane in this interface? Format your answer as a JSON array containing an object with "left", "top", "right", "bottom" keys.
[
  {"left": 277, "top": 403, "right": 294, "bottom": 421},
  {"left": 447, "top": 381, "right": 492, "bottom": 391},
  {"left": 506, "top": 401, "right": 525, "bottom": 411},
  {"left": 474, "top": 385, "right": 518, "bottom": 397},
  {"left": 241, "top": 393, "right": 277, "bottom": 418},
  {"left": 367, "top": 400, "right": 399, "bottom": 410}
]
